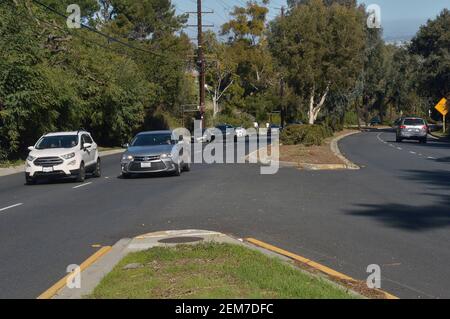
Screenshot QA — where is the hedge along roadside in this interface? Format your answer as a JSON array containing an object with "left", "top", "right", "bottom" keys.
[{"left": 281, "top": 124, "right": 333, "bottom": 146}]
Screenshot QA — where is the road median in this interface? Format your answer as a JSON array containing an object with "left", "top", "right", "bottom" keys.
[
  {"left": 247, "top": 130, "right": 361, "bottom": 171},
  {"left": 45, "top": 230, "right": 398, "bottom": 300}
]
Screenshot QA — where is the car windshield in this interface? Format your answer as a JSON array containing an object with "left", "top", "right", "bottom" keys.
[
  {"left": 217, "top": 125, "right": 233, "bottom": 131},
  {"left": 404, "top": 119, "right": 425, "bottom": 126},
  {"left": 35, "top": 135, "right": 78, "bottom": 149},
  {"left": 131, "top": 134, "right": 175, "bottom": 146}
]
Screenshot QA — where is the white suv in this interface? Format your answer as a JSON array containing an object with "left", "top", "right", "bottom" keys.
[{"left": 25, "top": 131, "right": 101, "bottom": 185}]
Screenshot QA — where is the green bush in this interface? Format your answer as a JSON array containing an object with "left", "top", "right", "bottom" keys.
[
  {"left": 214, "top": 113, "right": 254, "bottom": 128},
  {"left": 281, "top": 124, "right": 332, "bottom": 146},
  {"left": 344, "top": 111, "right": 359, "bottom": 126}
]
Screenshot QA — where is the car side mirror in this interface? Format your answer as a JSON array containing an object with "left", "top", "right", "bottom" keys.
[
  {"left": 28, "top": 146, "right": 35, "bottom": 151},
  {"left": 122, "top": 143, "right": 130, "bottom": 149},
  {"left": 83, "top": 143, "right": 92, "bottom": 149}
]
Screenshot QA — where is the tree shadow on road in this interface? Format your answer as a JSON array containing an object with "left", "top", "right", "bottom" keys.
[
  {"left": 346, "top": 169, "right": 450, "bottom": 231},
  {"left": 436, "top": 157, "right": 450, "bottom": 163}
]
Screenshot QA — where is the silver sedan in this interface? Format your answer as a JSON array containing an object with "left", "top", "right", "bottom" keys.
[{"left": 121, "top": 131, "right": 191, "bottom": 178}]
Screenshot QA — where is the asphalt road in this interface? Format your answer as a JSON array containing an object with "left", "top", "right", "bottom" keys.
[{"left": 0, "top": 131, "right": 449, "bottom": 299}]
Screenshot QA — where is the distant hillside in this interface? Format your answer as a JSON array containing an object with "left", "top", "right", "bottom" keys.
[{"left": 382, "top": 18, "right": 427, "bottom": 43}]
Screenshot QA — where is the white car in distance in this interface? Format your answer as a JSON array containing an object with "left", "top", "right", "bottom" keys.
[
  {"left": 235, "top": 127, "right": 247, "bottom": 138},
  {"left": 25, "top": 131, "right": 101, "bottom": 185}
]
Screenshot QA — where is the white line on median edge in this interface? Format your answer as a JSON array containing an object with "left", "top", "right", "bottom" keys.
[
  {"left": 0, "top": 203, "right": 23, "bottom": 212},
  {"left": 73, "top": 182, "right": 92, "bottom": 189}
]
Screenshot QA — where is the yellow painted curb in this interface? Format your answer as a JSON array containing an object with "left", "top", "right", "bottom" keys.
[
  {"left": 246, "top": 238, "right": 398, "bottom": 300},
  {"left": 37, "top": 246, "right": 112, "bottom": 299}
]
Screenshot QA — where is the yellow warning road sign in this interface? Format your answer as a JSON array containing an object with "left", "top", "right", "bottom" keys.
[{"left": 435, "top": 98, "right": 448, "bottom": 116}]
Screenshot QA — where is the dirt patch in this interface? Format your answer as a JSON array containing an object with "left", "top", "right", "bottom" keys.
[
  {"left": 292, "top": 261, "right": 389, "bottom": 299},
  {"left": 279, "top": 129, "right": 358, "bottom": 165}
]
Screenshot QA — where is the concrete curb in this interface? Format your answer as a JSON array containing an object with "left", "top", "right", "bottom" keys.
[
  {"left": 54, "top": 239, "right": 132, "bottom": 299},
  {"left": 0, "top": 149, "right": 124, "bottom": 178},
  {"left": 47, "top": 229, "right": 399, "bottom": 300},
  {"left": 429, "top": 132, "right": 449, "bottom": 141},
  {"left": 330, "top": 131, "right": 361, "bottom": 170}
]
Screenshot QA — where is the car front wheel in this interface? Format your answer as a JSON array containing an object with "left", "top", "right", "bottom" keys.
[
  {"left": 183, "top": 162, "right": 191, "bottom": 172},
  {"left": 25, "top": 175, "right": 36, "bottom": 185},
  {"left": 76, "top": 162, "right": 86, "bottom": 182},
  {"left": 173, "top": 163, "right": 182, "bottom": 176},
  {"left": 93, "top": 158, "right": 101, "bottom": 178}
]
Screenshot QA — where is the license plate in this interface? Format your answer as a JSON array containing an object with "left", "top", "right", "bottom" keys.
[
  {"left": 141, "top": 163, "right": 152, "bottom": 168},
  {"left": 43, "top": 167, "right": 54, "bottom": 173}
]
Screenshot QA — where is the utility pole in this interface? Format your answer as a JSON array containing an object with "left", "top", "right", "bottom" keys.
[
  {"left": 280, "top": 6, "right": 286, "bottom": 128},
  {"left": 197, "top": 0, "right": 206, "bottom": 129},
  {"left": 185, "top": 2, "right": 213, "bottom": 129}
]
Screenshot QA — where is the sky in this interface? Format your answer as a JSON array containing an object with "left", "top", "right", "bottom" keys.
[{"left": 173, "top": 0, "right": 449, "bottom": 41}]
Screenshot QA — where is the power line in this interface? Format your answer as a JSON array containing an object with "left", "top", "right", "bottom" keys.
[{"left": 30, "top": 0, "right": 186, "bottom": 62}]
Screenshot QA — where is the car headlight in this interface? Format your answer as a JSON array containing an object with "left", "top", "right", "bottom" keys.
[
  {"left": 27, "top": 155, "right": 36, "bottom": 162},
  {"left": 122, "top": 154, "right": 134, "bottom": 161},
  {"left": 160, "top": 153, "right": 173, "bottom": 159},
  {"left": 61, "top": 152, "right": 76, "bottom": 160}
]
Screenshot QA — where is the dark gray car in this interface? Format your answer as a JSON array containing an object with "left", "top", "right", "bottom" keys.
[
  {"left": 120, "top": 131, "right": 190, "bottom": 178},
  {"left": 396, "top": 117, "right": 428, "bottom": 143}
]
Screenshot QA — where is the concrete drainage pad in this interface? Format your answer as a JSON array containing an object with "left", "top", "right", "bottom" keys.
[
  {"left": 158, "top": 237, "right": 204, "bottom": 244},
  {"left": 128, "top": 230, "right": 242, "bottom": 252}
]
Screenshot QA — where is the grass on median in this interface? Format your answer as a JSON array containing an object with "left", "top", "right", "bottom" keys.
[
  {"left": 89, "top": 243, "right": 356, "bottom": 299},
  {"left": 98, "top": 146, "right": 123, "bottom": 152}
]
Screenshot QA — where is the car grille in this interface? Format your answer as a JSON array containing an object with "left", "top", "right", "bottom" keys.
[
  {"left": 129, "top": 161, "right": 166, "bottom": 172},
  {"left": 34, "top": 157, "right": 64, "bottom": 167},
  {"left": 133, "top": 155, "right": 160, "bottom": 162}
]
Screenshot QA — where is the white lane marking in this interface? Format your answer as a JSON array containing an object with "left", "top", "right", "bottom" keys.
[
  {"left": 377, "top": 131, "right": 441, "bottom": 161},
  {"left": 0, "top": 203, "right": 23, "bottom": 213},
  {"left": 73, "top": 182, "right": 92, "bottom": 189},
  {"left": 376, "top": 133, "right": 384, "bottom": 143}
]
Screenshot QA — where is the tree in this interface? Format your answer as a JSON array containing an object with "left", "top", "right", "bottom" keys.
[
  {"left": 0, "top": 0, "right": 193, "bottom": 162},
  {"left": 269, "top": 0, "right": 365, "bottom": 124},
  {"left": 107, "top": 0, "right": 186, "bottom": 40},
  {"left": 221, "top": 0, "right": 269, "bottom": 45},
  {"left": 288, "top": 0, "right": 358, "bottom": 9},
  {"left": 410, "top": 9, "right": 450, "bottom": 102},
  {"left": 204, "top": 32, "right": 236, "bottom": 117}
]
